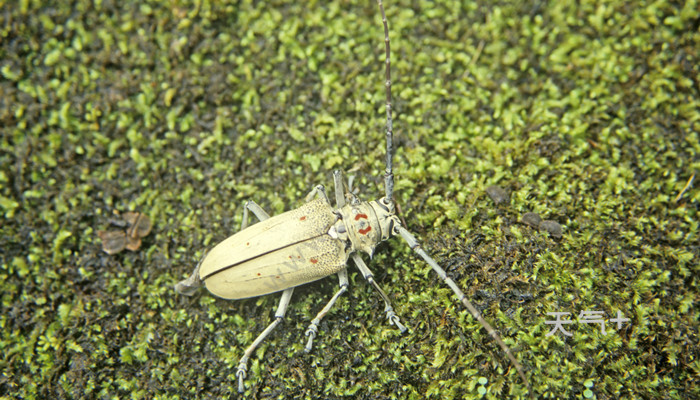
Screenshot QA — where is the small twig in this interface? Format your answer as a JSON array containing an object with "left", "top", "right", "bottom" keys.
[
  {"left": 470, "top": 40, "right": 485, "bottom": 66},
  {"left": 674, "top": 172, "right": 695, "bottom": 203}
]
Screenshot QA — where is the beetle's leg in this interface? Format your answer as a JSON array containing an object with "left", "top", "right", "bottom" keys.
[
  {"left": 174, "top": 252, "right": 207, "bottom": 296},
  {"left": 241, "top": 200, "right": 272, "bottom": 228},
  {"left": 352, "top": 253, "right": 407, "bottom": 333},
  {"left": 304, "top": 184, "right": 330, "bottom": 203},
  {"left": 236, "top": 287, "right": 294, "bottom": 393},
  {"left": 302, "top": 170, "right": 351, "bottom": 352},
  {"left": 234, "top": 200, "right": 279, "bottom": 392},
  {"left": 175, "top": 201, "right": 271, "bottom": 295},
  {"left": 395, "top": 225, "right": 531, "bottom": 396},
  {"left": 304, "top": 269, "right": 349, "bottom": 352}
]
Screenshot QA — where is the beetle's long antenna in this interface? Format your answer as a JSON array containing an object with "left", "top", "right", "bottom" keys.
[
  {"left": 395, "top": 225, "right": 532, "bottom": 397},
  {"left": 377, "top": 0, "right": 394, "bottom": 204}
]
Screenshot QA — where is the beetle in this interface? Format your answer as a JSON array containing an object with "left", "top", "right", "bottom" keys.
[{"left": 175, "top": 0, "right": 530, "bottom": 396}]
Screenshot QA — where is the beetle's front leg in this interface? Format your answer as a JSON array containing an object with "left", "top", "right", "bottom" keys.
[
  {"left": 352, "top": 253, "right": 407, "bottom": 333},
  {"left": 174, "top": 200, "right": 271, "bottom": 296}
]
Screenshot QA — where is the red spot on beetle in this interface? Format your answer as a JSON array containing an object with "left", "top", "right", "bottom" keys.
[
  {"left": 257, "top": 273, "right": 261, "bottom": 276},
  {"left": 300, "top": 216, "right": 306, "bottom": 221},
  {"left": 355, "top": 213, "right": 368, "bottom": 220},
  {"left": 310, "top": 258, "right": 318, "bottom": 264},
  {"left": 358, "top": 226, "right": 372, "bottom": 235}
]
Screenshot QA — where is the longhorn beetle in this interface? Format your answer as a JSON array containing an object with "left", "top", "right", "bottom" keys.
[{"left": 175, "top": 0, "right": 530, "bottom": 396}]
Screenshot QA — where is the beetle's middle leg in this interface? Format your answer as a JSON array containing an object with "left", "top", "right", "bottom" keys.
[
  {"left": 304, "top": 184, "right": 330, "bottom": 203},
  {"left": 240, "top": 199, "right": 271, "bottom": 229},
  {"left": 304, "top": 269, "right": 349, "bottom": 352},
  {"left": 303, "top": 171, "right": 351, "bottom": 352}
]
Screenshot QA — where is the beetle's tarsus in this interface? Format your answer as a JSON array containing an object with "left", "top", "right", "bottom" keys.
[
  {"left": 304, "top": 324, "right": 318, "bottom": 352},
  {"left": 236, "top": 365, "right": 247, "bottom": 393},
  {"left": 351, "top": 254, "right": 409, "bottom": 333},
  {"left": 387, "top": 311, "right": 408, "bottom": 334}
]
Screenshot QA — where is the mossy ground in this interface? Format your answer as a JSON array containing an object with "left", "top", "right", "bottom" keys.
[{"left": 1, "top": 0, "right": 698, "bottom": 399}]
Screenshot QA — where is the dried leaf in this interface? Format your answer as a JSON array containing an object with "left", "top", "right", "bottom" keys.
[
  {"left": 521, "top": 212, "right": 542, "bottom": 228},
  {"left": 539, "top": 220, "right": 563, "bottom": 238},
  {"left": 485, "top": 185, "right": 509, "bottom": 205},
  {"left": 125, "top": 235, "right": 142, "bottom": 251},
  {"left": 124, "top": 212, "right": 152, "bottom": 238},
  {"left": 97, "top": 230, "right": 127, "bottom": 255}
]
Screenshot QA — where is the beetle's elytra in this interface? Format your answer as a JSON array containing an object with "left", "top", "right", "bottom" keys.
[
  {"left": 197, "top": 198, "right": 344, "bottom": 299},
  {"left": 175, "top": 0, "right": 530, "bottom": 396}
]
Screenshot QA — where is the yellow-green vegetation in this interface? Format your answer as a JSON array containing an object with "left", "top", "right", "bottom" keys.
[{"left": 1, "top": 0, "right": 698, "bottom": 398}]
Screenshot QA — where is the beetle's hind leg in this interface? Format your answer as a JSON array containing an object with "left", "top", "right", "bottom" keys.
[
  {"left": 232, "top": 200, "right": 293, "bottom": 393},
  {"left": 236, "top": 287, "right": 294, "bottom": 393},
  {"left": 352, "top": 254, "right": 407, "bottom": 333},
  {"left": 174, "top": 201, "right": 270, "bottom": 296},
  {"left": 174, "top": 252, "right": 207, "bottom": 296}
]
